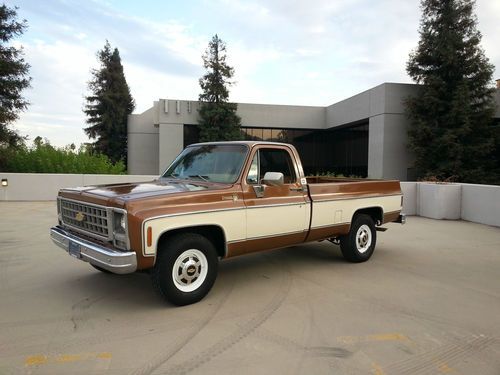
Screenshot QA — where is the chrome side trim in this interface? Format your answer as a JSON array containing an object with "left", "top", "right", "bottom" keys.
[
  {"left": 226, "top": 229, "right": 307, "bottom": 244},
  {"left": 143, "top": 201, "right": 308, "bottom": 224},
  {"left": 50, "top": 226, "right": 137, "bottom": 274},
  {"left": 245, "top": 201, "right": 309, "bottom": 209},
  {"left": 153, "top": 223, "right": 229, "bottom": 259},
  {"left": 144, "top": 206, "right": 243, "bottom": 223},
  {"left": 311, "top": 193, "right": 403, "bottom": 203},
  {"left": 309, "top": 222, "right": 350, "bottom": 230}
]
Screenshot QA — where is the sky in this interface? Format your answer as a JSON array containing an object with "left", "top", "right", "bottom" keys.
[{"left": 6, "top": 0, "right": 500, "bottom": 147}]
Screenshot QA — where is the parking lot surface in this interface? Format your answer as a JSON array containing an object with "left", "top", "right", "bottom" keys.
[{"left": 0, "top": 202, "right": 499, "bottom": 375}]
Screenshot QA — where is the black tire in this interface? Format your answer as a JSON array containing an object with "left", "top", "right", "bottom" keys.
[
  {"left": 151, "top": 233, "right": 218, "bottom": 306},
  {"left": 340, "top": 214, "right": 377, "bottom": 263},
  {"left": 91, "top": 264, "right": 114, "bottom": 274}
]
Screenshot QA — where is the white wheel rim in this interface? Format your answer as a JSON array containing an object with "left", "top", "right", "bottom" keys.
[
  {"left": 172, "top": 249, "right": 208, "bottom": 293},
  {"left": 356, "top": 224, "right": 372, "bottom": 254}
]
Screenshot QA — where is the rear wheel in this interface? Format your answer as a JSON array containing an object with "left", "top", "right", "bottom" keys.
[
  {"left": 340, "top": 214, "right": 377, "bottom": 263},
  {"left": 151, "top": 233, "right": 218, "bottom": 306}
]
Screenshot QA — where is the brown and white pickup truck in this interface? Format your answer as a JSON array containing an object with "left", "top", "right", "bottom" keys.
[{"left": 50, "top": 141, "right": 405, "bottom": 305}]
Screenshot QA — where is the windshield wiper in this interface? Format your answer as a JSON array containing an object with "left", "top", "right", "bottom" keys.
[
  {"left": 164, "top": 173, "right": 179, "bottom": 179},
  {"left": 188, "top": 175, "right": 210, "bottom": 182}
]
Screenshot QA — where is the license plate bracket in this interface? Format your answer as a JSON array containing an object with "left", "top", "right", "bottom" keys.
[{"left": 68, "top": 240, "right": 81, "bottom": 259}]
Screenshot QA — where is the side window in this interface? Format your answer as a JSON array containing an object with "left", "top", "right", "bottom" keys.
[
  {"left": 246, "top": 148, "right": 296, "bottom": 184},
  {"left": 259, "top": 149, "right": 296, "bottom": 184}
]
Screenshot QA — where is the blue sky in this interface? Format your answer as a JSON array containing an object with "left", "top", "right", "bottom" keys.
[{"left": 6, "top": 0, "right": 500, "bottom": 147}]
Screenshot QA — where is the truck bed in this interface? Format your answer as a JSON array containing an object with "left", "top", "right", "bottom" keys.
[
  {"left": 306, "top": 176, "right": 402, "bottom": 200},
  {"left": 305, "top": 176, "right": 403, "bottom": 236}
]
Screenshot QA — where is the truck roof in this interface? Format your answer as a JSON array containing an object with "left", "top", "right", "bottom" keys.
[{"left": 188, "top": 141, "right": 292, "bottom": 148}]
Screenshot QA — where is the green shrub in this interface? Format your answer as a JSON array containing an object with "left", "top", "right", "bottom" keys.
[{"left": 0, "top": 138, "right": 126, "bottom": 174}]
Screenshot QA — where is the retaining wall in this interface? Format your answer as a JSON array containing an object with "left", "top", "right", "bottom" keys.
[
  {"left": 401, "top": 181, "right": 500, "bottom": 227},
  {"left": 0, "top": 173, "right": 157, "bottom": 201},
  {"left": 1, "top": 174, "right": 498, "bottom": 227}
]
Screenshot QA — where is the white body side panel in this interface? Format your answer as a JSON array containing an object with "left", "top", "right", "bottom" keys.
[
  {"left": 142, "top": 194, "right": 401, "bottom": 256},
  {"left": 246, "top": 203, "right": 310, "bottom": 239},
  {"left": 311, "top": 195, "right": 402, "bottom": 228},
  {"left": 143, "top": 209, "right": 246, "bottom": 256}
]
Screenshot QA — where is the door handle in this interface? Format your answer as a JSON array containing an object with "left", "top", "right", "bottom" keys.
[{"left": 253, "top": 185, "right": 265, "bottom": 198}]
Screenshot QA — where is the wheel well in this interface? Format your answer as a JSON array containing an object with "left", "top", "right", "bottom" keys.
[
  {"left": 157, "top": 225, "right": 227, "bottom": 258},
  {"left": 353, "top": 207, "right": 383, "bottom": 226}
]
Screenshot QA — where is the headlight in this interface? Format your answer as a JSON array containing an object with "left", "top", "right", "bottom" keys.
[
  {"left": 120, "top": 214, "right": 126, "bottom": 231},
  {"left": 57, "top": 197, "right": 62, "bottom": 222},
  {"left": 114, "top": 212, "right": 127, "bottom": 233},
  {"left": 113, "top": 210, "right": 129, "bottom": 250}
]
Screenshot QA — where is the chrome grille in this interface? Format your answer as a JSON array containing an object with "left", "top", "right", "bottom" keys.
[{"left": 60, "top": 199, "right": 110, "bottom": 239}]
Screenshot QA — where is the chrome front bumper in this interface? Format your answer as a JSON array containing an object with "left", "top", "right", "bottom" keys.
[{"left": 50, "top": 226, "right": 137, "bottom": 274}]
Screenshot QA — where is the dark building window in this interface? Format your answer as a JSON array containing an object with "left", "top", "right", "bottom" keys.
[
  {"left": 184, "top": 125, "right": 200, "bottom": 148},
  {"left": 183, "top": 123, "right": 368, "bottom": 177}
]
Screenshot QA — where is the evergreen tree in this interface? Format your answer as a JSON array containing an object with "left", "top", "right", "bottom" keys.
[
  {"left": 84, "top": 41, "right": 134, "bottom": 163},
  {"left": 406, "top": 0, "right": 498, "bottom": 183},
  {"left": 198, "top": 34, "right": 241, "bottom": 142},
  {"left": 0, "top": 4, "right": 30, "bottom": 148}
]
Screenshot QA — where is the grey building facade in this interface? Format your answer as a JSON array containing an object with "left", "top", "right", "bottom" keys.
[{"left": 128, "top": 82, "right": 500, "bottom": 180}]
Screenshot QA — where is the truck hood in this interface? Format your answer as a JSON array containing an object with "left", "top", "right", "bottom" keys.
[{"left": 59, "top": 178, "right": 224, "bottom": 203}]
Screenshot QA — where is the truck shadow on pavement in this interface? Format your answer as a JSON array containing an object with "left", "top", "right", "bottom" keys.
[{"left": 59, "top": 241, "right": 364, "bottom": 310}]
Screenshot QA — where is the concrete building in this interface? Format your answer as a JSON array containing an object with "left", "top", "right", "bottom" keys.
[{"left": 128, "top": 82, "right": 500, "bottom": 180}]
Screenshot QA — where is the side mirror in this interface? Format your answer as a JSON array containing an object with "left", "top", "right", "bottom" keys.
[{"left": 262, "top": 172, "right": 284, "bottom": 186}]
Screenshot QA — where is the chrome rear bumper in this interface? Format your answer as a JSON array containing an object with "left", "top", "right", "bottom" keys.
[
  {"left": 50, "top": 226, "right": 137, "bottom": 274},
  {"left": 396, "top": 214, "right": 406, "bottom": 225}
]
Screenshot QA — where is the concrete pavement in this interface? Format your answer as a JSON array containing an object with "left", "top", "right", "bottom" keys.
[{"left": 0, "top": 202, "right": 499, "bottom": 374}]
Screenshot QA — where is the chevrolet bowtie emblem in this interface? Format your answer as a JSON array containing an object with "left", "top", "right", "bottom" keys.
[{"left": 75, "top": 211, "right": 85, "bottom": 222}]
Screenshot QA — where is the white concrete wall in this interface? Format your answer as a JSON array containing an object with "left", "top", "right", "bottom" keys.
[
  {"left": 418, "top": 183, "right": 461, "bottom": 220},
  {"left": 0, "top": 173, "right": 157, "bottom": 201},
  {"left": 461, "top": 183, "right": 500, "bottom": 227},
  {"left": 400, "top": 182, "right": 500, "bottom": 227},
  {"left": 128, "top": 106, "right": 160, "bottom": 175},
  {"left": 237, "top": 102, "right": 326, "bottom": 129},
  {"left": 156, "top": 99, "right": 326, "bottom": 129},
  {"left": 1, "top": 175, "right": 499, "bottom": 227},
  {"left": 400, "top": 182, "right": 417, "bottom": 215},
  {"left": 159, "top": 123, "right": 184, "bottom": 174}
]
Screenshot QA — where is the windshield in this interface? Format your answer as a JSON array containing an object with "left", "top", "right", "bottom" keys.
[{"left": 162, "top": 144, "right": 248, "bottom": 184}]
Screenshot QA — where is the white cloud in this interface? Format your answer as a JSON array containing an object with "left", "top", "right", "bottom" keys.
[
  {"left": 8, "top": 0, "right": 500, "bottom": 148},
  {"left": 14, "top": 39, "right": 95, "bottom": 146}
]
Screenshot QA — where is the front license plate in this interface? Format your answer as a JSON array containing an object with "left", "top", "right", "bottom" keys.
[{"left": 68, "top": 240, "right": 81, "bottom": 259}]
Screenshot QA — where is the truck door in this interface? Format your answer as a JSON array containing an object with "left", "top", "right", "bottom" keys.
[{"left": 240, "top": 146, "right": 310, "bottom": 253}]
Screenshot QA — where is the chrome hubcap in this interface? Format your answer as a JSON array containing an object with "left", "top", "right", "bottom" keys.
[
  {"left": 356, "top": 225, "right": 372, "bottom": 254},
  {"left": 172, "top": 249, "right": 208, "bottom": 292}
]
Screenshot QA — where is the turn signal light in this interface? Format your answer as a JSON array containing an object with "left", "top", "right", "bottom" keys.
[{"left": 147, "top": 227, "right": 152, "bottom": 247}]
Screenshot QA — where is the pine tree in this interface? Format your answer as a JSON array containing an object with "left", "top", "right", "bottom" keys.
[
  {"left": 0, "top": 4, "right": 31, "bottom": 148},
  {"left": 406, "top": 0, "right": 498, "bottom": 183},
  {"left": 84, "top": 41, "right": 134, "bottom": 163},
  {"left": 198, "top": 34, "right": 241, "bottom": 142}
]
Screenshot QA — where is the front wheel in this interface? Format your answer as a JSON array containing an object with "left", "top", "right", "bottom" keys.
[
  {"left": 340, "top": 214, "right": 377, "bottom": 263},
  {"left": 151, "top": 233, "right": 218, "bottom": 306}
]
